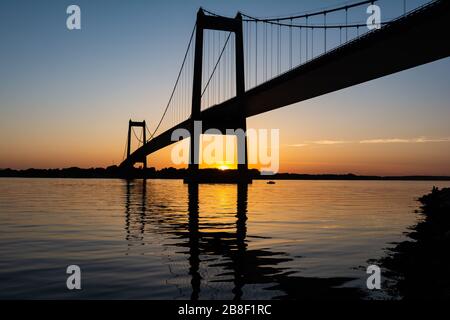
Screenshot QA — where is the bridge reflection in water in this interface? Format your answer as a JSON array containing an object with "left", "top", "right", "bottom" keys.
[{"left": 124, "top": 180, "right": 363, "bottom": 300}]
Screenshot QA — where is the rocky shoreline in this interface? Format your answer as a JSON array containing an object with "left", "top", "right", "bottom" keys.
[{"left": 377, "top": 187, "right": 450, "bottom": 299}]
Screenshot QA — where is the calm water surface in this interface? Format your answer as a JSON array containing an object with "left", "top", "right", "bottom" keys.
[{"left": 0, "top": 178, "right": 448, "bottom": 299}]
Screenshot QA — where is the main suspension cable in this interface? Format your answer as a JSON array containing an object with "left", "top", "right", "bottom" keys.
[{"left": 146, "top": 22, "right": 196, "bottom": 141}]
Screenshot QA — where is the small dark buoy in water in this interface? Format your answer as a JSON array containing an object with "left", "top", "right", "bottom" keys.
[{"left": 267, "top": 181, "right": 275, "bottom": 184}]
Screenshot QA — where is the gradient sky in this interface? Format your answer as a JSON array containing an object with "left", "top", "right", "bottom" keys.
[{"left": 1, "top": 0, "right": 449, "bottom": 175}]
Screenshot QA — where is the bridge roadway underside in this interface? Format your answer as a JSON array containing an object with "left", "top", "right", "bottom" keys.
[{"left": 121, "top": 1, "right": 450, "bottom": 168}]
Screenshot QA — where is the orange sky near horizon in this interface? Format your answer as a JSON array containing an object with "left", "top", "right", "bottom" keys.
[{"left": 2, "top": 129, "right": 450, "bottom": 176}]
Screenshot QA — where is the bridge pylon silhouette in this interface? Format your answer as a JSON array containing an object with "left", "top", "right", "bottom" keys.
[
  {"left": 186, "top": 9, "right": 248, "bottom": 182},
  {"left": 126, "top": 120, "right": 147, "bottom": 170}
]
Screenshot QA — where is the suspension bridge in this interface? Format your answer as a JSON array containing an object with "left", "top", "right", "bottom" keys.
[{"left": 119, "top": 0, "right": 450, "bottom": 180}]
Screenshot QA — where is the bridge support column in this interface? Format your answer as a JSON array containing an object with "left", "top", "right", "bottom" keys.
[
  {"left": 189, "top": 9, "right": 204, "bottom": 173},
  {"left": 142, "top": 120, "right": 147, "bottom": 170},
  {"left": 126, "top": 119, "right": 147, "bottom": 170},
  {"left": 236, "top": 119, "right": 248, "bottom": 174},
  {"left": 127, "top": 120, "right": 132, "bottom": 159},
  {"left": 234, "top": 13, "right": 248, "bottom": 175},
  {"left": 189, "top": 9, "right": 248, "bottom": 179}
]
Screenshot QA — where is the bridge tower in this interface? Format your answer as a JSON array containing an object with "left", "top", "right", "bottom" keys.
[
  {"left": 127, "top": 120, "right": 147, "bottom": 170},
  {"left": 189, "top": 9, "right": 248, "bottom": 176}
]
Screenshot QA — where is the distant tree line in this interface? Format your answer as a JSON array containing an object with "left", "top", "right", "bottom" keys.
[{"left": 1, "top": 166, "right": 450, "bottom": 180}]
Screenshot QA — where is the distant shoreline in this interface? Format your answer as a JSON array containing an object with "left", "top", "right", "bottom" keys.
[{"left": 1, "top": 167, "right": 450, "bottom": 181}]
